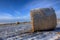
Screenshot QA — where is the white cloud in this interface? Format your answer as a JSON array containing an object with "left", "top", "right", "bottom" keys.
[
  {"left": 22, "top": 0, "right": 60, "bottom": 19},
  {"left": 14, "top": 10, "right": 21, "bottom": 17},
  {"left": 13, "top": 10, "right": 31, "bottom": 21},
  {"left": 0, "top": 12, "right": 31, "bottom": 22},
  {"left": 1, "top": 0, "right": 59, "bottom": 22},
  {"left": 23, "top": 0, "right": 60, "bottom": 10},
  {"left": 0, "top": 13, "right": 13, "bottom": 19},
  {"left": 0, "top": 13, "right": 20, "bottom": 20},
  {"left": 56, "top": 10, "right": 60, "bottom": 18},
  {"left": 56, "top": 10, "right": 60, "bottom": 13}
]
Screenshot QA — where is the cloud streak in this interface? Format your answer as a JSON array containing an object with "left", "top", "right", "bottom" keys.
[
  {"left": 22, "top": 0, "right": 60, "bottom": 19},
  {"left": 0, "top": 0, "right": 60, "bottom": 23},
  {"left": 0, "top": 12, "right": 31, "bottom": 22}
]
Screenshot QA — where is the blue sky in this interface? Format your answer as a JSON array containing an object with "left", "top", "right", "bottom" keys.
[{"left": 0, "top": 0, "right": 60, "bottom": 23}]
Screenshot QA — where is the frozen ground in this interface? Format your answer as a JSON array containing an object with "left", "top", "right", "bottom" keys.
[{"left": 0, "top": 22, "right": 60, "bottom": 40}]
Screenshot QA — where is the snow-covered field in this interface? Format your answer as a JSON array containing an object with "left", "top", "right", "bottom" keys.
[{"left": 0, "top": 22, "right": 60, "bottom": 40}]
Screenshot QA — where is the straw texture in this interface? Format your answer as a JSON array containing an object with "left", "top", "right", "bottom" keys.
[{"left": 30, "top": 8, "right": 57, "bottom": 32}]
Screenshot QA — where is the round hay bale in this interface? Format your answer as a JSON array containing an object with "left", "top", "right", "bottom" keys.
[
  {"left": 30, "top": 8, "right": 57, "bottom": 32},
  {"left": 16, "top": 22, "right": 20, "bottom": 24}
]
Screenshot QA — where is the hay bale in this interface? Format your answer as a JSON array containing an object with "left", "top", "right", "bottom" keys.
[
  {"left": 30, "top": 8, "right": 57, "bottom": 32},
  {"left": 16, "top": 22, "right": 20, "bottom": 24}
]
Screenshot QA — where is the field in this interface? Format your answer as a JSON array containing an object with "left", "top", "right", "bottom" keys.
[{"left": 0, "top": 20, "right": 60, "bottom": 40}]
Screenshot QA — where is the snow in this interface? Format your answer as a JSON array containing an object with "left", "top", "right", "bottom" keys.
[{"left": 0, "top": 23, "right": 60, "bottom": 40}]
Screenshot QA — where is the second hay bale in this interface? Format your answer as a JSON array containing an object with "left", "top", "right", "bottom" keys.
[{"left": 30, "top": 8, "right": 57, "bottom": 32}]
